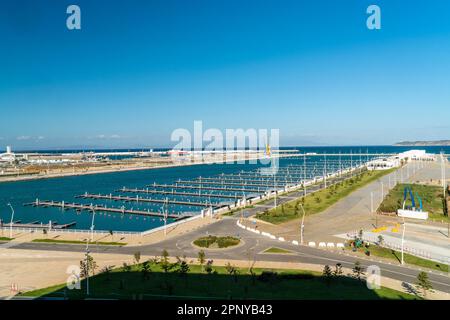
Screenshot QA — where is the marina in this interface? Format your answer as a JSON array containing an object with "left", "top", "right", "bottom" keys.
[{"left": 1, "top": 146, "right": 448, "bottom": 232}]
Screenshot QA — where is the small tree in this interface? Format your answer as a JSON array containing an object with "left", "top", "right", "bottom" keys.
[
  {"left": 322, "top": 265, "right": 333, "bottom": 286},
  {"left": 133, "top": 251, "right": 141, "bottom": 265},
  {"left": 225, "top": 262, "right": 239, "bottom": 283},
  {"left": 416, "top": 271, "right": 433, "bottom": 298},
  {"left": 80, "top": 253, "right": 97, "bottom": 278},
  {"left": 178, "top": 257, "right": 190, "bottom": 287},
  {"left": 198, "top": 250, "right": 206, "bottom": 271},
  {"left": 352, "top": 261, "right": 364, "bottom": 281},
  {"left": 205, "top": 259, "right": 214, "bottom": 275},
  {"left": 122, "top": 262, "right": 132, "bottom": 272},
  {"left": 141, "top": 261, "right": 151, "bottom": 280},
  {"left": 333, "top": 263, "right": 343, "bottom": 277},
  {"left": 161, "top": 249, "right": 171, "bottom": 273},
  {"left": 377, "top": 235, "right": 384, "bottom": 246}
]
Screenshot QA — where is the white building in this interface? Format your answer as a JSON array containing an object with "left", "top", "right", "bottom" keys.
[
  {"left": 398, "top": 150, "right": 435, "bottom": 161},
  {"left": 367, "top": 157, "right": 400, "bottom": 170},
  {"left": 0, "top": 146, "right": 15, "bottom": 163}
]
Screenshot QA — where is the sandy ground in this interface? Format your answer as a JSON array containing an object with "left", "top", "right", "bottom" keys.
[{"left": 1, "top": 216, "right": 217, "bottom": 246}]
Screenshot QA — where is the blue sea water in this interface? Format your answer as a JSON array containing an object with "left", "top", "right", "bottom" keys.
[{"left": 0, "top": 146, "right": 448, "bottom": 232}]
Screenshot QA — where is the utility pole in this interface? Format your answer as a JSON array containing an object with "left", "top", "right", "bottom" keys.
[
  {"left": 7, "top": 203, "right": 14, "bottom": 239},
  {"left": 300, "top": 204, "right": 306, "bottom": 245},
  {"left": 303, "top": 154, "right": 307, "bottom": 197},
  {"left": 273, "top": 171, "right": 277, "bottom": 209},
  {"left": 85, "top": 208, "right": 95, "bottom": 296},
  {"left": 401, "top": 220, "right": 406, "bottom": 265},
  {"left": 164, "top": 198, "right": 168, "bottom": 236}
]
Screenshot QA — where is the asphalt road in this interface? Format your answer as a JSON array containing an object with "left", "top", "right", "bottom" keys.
[{"left": 12, "top": 217, "right": 450, "bottom": 294}]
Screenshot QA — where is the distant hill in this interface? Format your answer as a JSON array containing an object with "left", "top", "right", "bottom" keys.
[{"left": 394, "top": 140, "right": 450, "bottom": 146}]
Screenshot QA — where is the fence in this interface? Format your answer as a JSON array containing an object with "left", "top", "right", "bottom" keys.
[{"left": 359, "top": 233, "right": 448, "bottom": 264}]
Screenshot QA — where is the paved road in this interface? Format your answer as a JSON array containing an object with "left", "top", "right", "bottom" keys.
[{"left": 12, "top": 217, "right": 450, "bottom": 294}]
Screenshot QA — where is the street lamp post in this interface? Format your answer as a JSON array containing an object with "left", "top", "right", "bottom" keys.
[
  {"left": 299, "top": 204, "right": 306, "bottom": 245},
  {"left": 401, "top": 219, "right": 406, "bottom": 265},
  {"left": 90, "top": 209, "right": 96, "bottom": 242},
  {"left": 7, "top": 203, "right": 14, "bottom": 239},
  {"left": 85, "top": 208, "right": 96, "bottom": 296}
]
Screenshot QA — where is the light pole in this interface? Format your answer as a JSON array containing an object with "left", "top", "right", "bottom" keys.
[
  {"left": 7, "top": 203, "right": 14, "bottom": 239},
  {"left": 299, "top": 204, "right": 306, "bottom": 245},
  {"left": 90, "top": 209, "right": 96, "bottom": 242},
  {"left": 401, "top": 219, "right": 406, "bottom": 265},
  {"left": 303, "top": 154, "right": 307, "bottom": 197},
  {"left": 85, "top": 208, "right": 95, "bottom": 296}
]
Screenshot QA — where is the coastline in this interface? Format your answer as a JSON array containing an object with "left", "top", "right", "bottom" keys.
[{"left": 0, "top": 154, "right": 283, "bottom": 184}]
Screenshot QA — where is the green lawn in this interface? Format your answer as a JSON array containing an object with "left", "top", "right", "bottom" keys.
[
  {"left": 0, "top": 236, "right": 13, "bottom": 241},
  {"left": 31, "top": 239, "right": 126, "bottom": 246},
  {"left": 263, "top": 247, "right": 294, "bottom": 254},
  {"left": 193, "top": 235, "right": 240, "bottom": 248},
  {"left": 352, "top": 244, "right": 448, "bottom": 273},
  {"left": 256, "top": 169, "right": 396, "bottom": 224},
  {"left": 20, "top": 261, "right": 416, "bottom": 300},
  {"left": 222, "top": 205, "right": 255, "bottom": 216},
  {"left": 378, "top": 183, "right": 448, "bottom": 222}
]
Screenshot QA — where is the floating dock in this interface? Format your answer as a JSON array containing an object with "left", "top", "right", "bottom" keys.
[
  {"left": 76, "top": 193, "right": 223, "bottom": 208},
  {"left": 118, "top": 187, "right": 239, "bottom": 199},
  {"left": 24, "top": 199, "right": 194, "bottom": 220},
  {"left": 148, "top": 183, "right": 266, "bottom": 194}
]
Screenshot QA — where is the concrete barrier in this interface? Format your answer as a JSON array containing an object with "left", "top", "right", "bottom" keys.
[
  {"left": 292, "top": 240, "right": 299, "bottom": 245},
  {"left": 278, "top": 237, "right": 285, "bottom": 242},
  {"left": 336, "top": 243, "right": 345, "bottom": 248},
  {"left": 308, "top": 241, "right": 316, "bottom": 247},
  {"left": 319, "top": 242, "right": 326, "bottom": 248},
  {"left": 326, "top": 242, "right": 335, "bottom": 248}
]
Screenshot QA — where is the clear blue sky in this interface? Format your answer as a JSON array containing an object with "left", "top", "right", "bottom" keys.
[{"left": 1, "top": 0, "right": 450, "bottom": 150}]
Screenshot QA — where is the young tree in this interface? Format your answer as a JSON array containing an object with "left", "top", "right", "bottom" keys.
[
  {"left": 177, "top": 257, "right": 190, "bottom": 287},
  {"left": 377, "top": 235, "right": 384, "bottom": 246},
  {"left": 352, "top": 261, "right": 364, "bottom": 281},
  {"left": 141, "top": 261, "right": 151, "bottom": 280},
  {"left": 225, "top": 262, "right": 239, "bottom": 283},
  {"left": 322, "top": 265, "right": 333, "bottom": 286},
  {"left": 416, "top": 271, "right": 433, "bottom": 298},
  {"left": 333, "top": 263, "right": 343, "bottom": 277},
  {"left": 161, "top": 249, "right": 171, "bottom": 273},
  {"left": 197, "top": 250, "right": 206, "bottom": 271},
  {"left": 80, "top": 253, "right": 97, "bottom": 278},
  {"left": 122, "top": 262, "right": 132, "bottom": 273},
  {"left": 133, "top": 251, "right": 141, "bottom": 265},
  {"left": 205, "top": 259, "right": 214, "bottom": 275}
]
